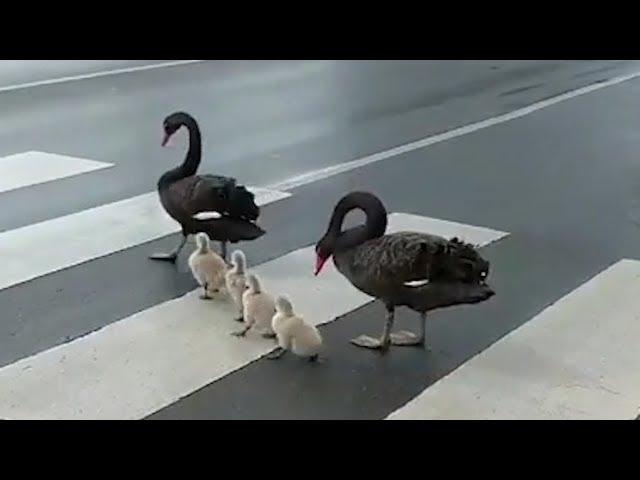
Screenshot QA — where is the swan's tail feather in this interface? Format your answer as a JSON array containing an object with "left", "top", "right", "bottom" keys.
[{"left": 227, "top": 185, "right": 260, "bottom": 222}]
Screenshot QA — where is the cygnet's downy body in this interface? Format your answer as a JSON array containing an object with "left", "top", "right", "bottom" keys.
[
  {"left": 268, "top": 296, "right": 323, "bottom": 361},
  {"left": 225, "top": 250, "right": 248, "bottom": 322},
  {"left": 232, "top": 274, "right": 276, "bottom": 338},
  {"left": 188, "top": 233, "right": 228, "bottom": 300}
]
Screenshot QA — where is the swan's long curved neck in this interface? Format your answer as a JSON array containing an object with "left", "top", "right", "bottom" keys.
[
  {"left": 181, "top": 117, "right": 201, "bottom": 177},
  {"left": 329, "top": 192, "right": 388, "bottom": 251},
  {"left": 159, "top": 116, "right": 202, "bottom": 187}
]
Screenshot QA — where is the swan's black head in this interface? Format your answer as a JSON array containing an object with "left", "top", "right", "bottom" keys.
[
  {"left": 314, "top": 191, "right": 387, "bottom": 276},
  {"left": 162, "top": 112, "right": 193, "bottom": 147},
  {"left": 431, "top": 237, "right": 490, "bottom": 285}
]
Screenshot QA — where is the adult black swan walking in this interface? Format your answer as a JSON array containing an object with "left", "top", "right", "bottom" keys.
[
  {"left": 150, "top": 112, "right": 265, "bottom": 263},
  {"left": 314, "top": 191, "right": 495, "bottom": 351}
]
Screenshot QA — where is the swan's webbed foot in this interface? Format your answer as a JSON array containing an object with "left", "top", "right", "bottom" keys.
[
  {"left": 351, "top": 303, "right": 394, "bottom": 351},
  {"left": 308, "top": 354, "right": 319, "bottom": 362},
  {"left": 234, "top": 316, "right": 244, "bottom": 323},
  {"left": 350, "top": 335, "right": 391, "bottom": 351},
  {"left": 149, "top": 252, "right": 178, "bottom": 263},
  {"left": 390, "top": 331, "right": 425, "bottom": 347},
  {"left": 266, "top": 347, "right": 286, "bottom": 360},
  {"left": 261, "top": 332, "right": 276, "bottom": 339}
]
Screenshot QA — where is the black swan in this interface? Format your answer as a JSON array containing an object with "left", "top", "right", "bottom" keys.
[
  {"left": 314, "top": 191, "right": 495, "bottom": 351},
  {"left": 149, "top": 112, "right": 265, "bottom": 262}
]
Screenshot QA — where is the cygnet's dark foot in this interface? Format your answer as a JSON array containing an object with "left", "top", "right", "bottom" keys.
[
  {"left": 266, "top": 347, "right": 286, "bottom": 360},
  {"left": 261, "top": 332, "right": 276, "bottom": 339},
  {"left": 149, "top": 252, "right": 178, "bottom": 263},
  {"left": 235, "top": 316, "right": 245, "bottom": 323},
  {"left": 390, "top": 331, "right": 426, "bottom": 347},
  {"left": 308, "top": 354, "right": 319, "bottom": 362},
  {"left": 231, "top": 328, "right": 249, "bottom": 337},
  {"left": 350, "top": 335, "right": 391, "bottom": 351}
]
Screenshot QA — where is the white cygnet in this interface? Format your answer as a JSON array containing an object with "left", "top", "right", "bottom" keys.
[
  {"left": 232, "top": 274, "right": 276, "bottom": 338},
  {"left": 268, "top": 295, "right": 323, "bottom": 362},
  {"left": 225, "top": 250, "right": 248, "bottom": 322},
  {"left": 188, "top": 233, "right": 227, "bottom": 300}
]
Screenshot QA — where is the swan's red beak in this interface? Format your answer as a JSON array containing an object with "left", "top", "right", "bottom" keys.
[
  {"left": 314, "top": 254, "right": 329, "bottom": 276},
  {"left": 161, "top": 132, "right": 171, "bottom": 147}
]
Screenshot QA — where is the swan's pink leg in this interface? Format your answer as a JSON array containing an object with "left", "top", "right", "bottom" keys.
[{"left": 350, "top": 304, "right": 394, "bottom": 351}]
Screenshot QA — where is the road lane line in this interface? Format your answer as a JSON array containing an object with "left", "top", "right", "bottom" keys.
[
  {"left": 0, "top": 60, "right": 205, "bottom": 94},
  {"left": 268, "top": 71, "right": 640, "bottom": 192}
]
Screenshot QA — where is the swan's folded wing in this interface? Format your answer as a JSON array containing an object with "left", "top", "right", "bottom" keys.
[
  {"left": 166, "top": 175, "right": 236, "bottom": 216},
  {"left": 198, "top": 174, "right": 237, "bottom": 191},
  {"left": 352, "top": 232, "right": 448, "bottom": 284}
]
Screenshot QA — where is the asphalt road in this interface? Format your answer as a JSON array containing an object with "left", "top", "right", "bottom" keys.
[
  {"left": 2, "top": 60, "right": 640, "bottom": 419},
  {"left": 2, "top": 60, "right": 639, "bottom": 232}
]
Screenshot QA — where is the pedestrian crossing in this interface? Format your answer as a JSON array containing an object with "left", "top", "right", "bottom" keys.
[{"left": 0, "top": 149, "right": 638, "bottom": 420}]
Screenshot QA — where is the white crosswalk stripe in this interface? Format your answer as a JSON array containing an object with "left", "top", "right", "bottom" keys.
[
  {"left": 0, "top": 188, "right": 289, "bottom": 292},
  {"left": 0, "top": 151, "right": 112, "bottom": 194}
]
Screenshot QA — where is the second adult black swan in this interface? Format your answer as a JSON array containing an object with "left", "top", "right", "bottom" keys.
[
  {"left": 150, "top": 112, "right": 265, "bottom": 262},
  {"left": 314, "top": 191, "right": 495, "bottom": 351}
]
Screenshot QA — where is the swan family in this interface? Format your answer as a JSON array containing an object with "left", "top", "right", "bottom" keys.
[{"left": 153, "top": 111, "right": 495, "bottom": 358}]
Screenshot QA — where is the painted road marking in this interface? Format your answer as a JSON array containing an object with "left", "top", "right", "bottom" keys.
[
  {"left": 0, "top": 213, "right": 508, "bottom": 419},
  {"left": 387, "top": 259, "right": 640, "bottom": 420},
  {"left": 0, "top": 188, "right": 290, "bottom": 292},
  {"left": 0, "top": 151, "right": 113, "bottom": 194},
  {"left": 0, "top": 61, "right": 205, "bottom": 94},
  {"left": 268, "top": 71, "right": 640, "bottom": 192}
]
